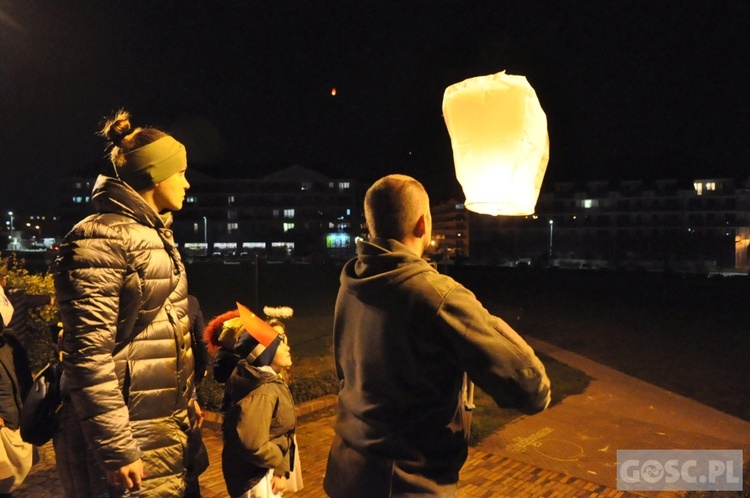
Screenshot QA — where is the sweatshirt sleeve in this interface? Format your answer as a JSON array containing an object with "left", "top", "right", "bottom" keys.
[{"left": 437, "top": 283, "right": 551, "bottom": 414}]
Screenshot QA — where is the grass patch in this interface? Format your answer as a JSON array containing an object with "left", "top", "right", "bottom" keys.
[
  {"left": 468, "top": 351, "right": 592, "bottom": 446},
  {"left": 459, "top": 267, "right": 750, "bottom": 422}
]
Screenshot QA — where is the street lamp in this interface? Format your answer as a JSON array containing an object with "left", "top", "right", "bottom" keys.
[
  {"left": 202, "top": 216, "right": 208, "bottom": 255},
  {"left": 549, "top": 219, "right": 554, "bottom": 260}
]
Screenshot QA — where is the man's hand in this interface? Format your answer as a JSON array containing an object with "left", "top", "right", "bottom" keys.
[
  {"left": 106, "top": 459, "right": 144, "bottom": 492},
  {"left": 271, "top": 475, "right": 287, "bottom": 494}
]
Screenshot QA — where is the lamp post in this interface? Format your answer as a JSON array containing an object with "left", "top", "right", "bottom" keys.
[
  {"left": 549, "top": 219, "right": 554, "bottom": 260},
  {"left": 202, "top": 216, "right": 208, "bottom": 256}
]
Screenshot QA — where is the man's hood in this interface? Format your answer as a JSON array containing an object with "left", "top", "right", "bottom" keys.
[{"left": 341, "top": 238, "right": 437, "bottom": 295}]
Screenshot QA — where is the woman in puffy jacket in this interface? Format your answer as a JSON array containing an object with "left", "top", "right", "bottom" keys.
[{"left": 53, "top": 110, "right": 193, "bottom": 497}]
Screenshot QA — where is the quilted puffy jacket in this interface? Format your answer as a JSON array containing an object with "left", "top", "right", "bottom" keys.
[{"left": 53, "top": 175, "right": 193, "bottom": 497}]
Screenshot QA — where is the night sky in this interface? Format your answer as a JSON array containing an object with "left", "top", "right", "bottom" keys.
[{"left": 1, "top": 1, "right": 749, "bottom": 212}]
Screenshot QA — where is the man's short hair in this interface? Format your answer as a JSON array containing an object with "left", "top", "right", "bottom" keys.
[{"left": 364, "top": 174, "right": 428, "bottom": 240}]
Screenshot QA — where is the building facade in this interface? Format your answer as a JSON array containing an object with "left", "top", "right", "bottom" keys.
[
  {"left": 173, "top": 165, "right": 363, "bottom": 261},
  {"left": 442, "top": 178, "right": 750, "bottom": 271},
  {"left": 37, "top": 173, "right": 750, "bottom": 271},
  {"left": 428, "top": 200, "right": 469, "bottom": 261},
  {"left": 51, "top": 165, "right": 364, "bottom": 262}
]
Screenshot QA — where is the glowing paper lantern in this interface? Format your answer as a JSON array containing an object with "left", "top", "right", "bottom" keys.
[{"left": 442, "top": 70, "right": 549, "bottom": 216}]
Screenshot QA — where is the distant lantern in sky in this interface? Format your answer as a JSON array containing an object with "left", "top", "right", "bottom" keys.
[
  {"left": 331, "top": 87, "right": 337, "bottom": 96},
  {"left": 442, "top": 70, "right": 549, "bottom": 216}
]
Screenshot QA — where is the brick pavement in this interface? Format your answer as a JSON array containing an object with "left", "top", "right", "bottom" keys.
[{"left": 15, "top": 395, "right": 640, "bottom": 497}]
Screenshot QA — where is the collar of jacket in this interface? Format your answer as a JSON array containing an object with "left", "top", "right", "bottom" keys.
[
  {"left": 226, "top": 362, "right": 282, "bottom": 403},
  {"left": 90, "top": 175, "right": 167, "bottom": 230}
]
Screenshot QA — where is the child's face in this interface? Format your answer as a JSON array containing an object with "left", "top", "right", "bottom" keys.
[{"left": 271, "top": 341, "right": 292, "bottom": 372}]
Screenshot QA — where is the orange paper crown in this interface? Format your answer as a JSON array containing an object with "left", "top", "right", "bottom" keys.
[{"left": 237, "top": 302, "right": 279, "bottom": 347}]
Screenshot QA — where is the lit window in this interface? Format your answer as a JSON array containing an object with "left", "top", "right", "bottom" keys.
[
  {"left": 706, "top": 182, "right": 716, "bottom": 191},
  {"left": 346, "top": 209, "right": 351, "bottom": 216},
  {"left": 186, "top": 196, "right": 196, "bottom": 204},
  {"left": 283, "top": 223, "right": 295, "bottom": 232},
  {"left": 581, "top": 199, "right": 599, "bottom": 208},
  {"left": 272, "top": 242, "right": 294, "bottom": 256},
  {"left": 327, "top": 233, "right": 351, "bottom": 248},
  {"left": 694, "top": 182, "right": 703, "bottom": 196},
  {"left": 228, "top": 195, "right": 235, "bottom": 204},
  {"left": 301, "top": 182, "right": 312, "bottom": 191},
  {"left": 213, "top": 242, "right": 237, "bottom": 253},
  {"left": 243, "top": 242, "right": 267, "bottom": 249},
  {"left": 273, "top": 209, "right": 280, "bottom": 218},
  {"left": 193, "top": 222, "right": 200, "bottom": 233},
  {"left": 227, "top": 222, "right": 238, "bottom": 233},
  {"left": 73, "top": 196, "right": 84, "bottom": 203},
  {"left": 338, "top": 182, "right": 350, "bottom": 191},
  {"left": 284, "top": 209, "right": 295, "bottom": 219}
]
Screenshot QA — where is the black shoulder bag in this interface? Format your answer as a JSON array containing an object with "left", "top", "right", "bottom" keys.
[{"left": 19, "top": 359, "right": 62, "bottom": 446}]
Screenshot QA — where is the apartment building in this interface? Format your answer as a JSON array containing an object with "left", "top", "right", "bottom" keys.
[
  {"left": 429, "top": 200, "right": 470, "bottom": 261},
  {"left": 173, "top": 165, "right": 363, "bottom": 261},
  {"left": 439, "top": 178, "right": 750, "bottom": 271}
]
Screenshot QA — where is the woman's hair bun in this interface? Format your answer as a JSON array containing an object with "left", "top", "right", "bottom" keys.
[{"left": 99, "top": 109, "right": 133, "bottom": 147}]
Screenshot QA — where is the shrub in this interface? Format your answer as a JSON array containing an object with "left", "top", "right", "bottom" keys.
[{"left": 1, "top": 253, "right": 58, "bottom": 372}]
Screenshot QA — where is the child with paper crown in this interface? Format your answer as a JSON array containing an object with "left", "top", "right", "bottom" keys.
[{"left": 206, "top": 303, "right": 296, "bottom": 498}]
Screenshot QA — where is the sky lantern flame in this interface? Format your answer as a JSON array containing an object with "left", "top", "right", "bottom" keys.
[{"left": 442, "top": 70, "right": 549, "bottom": 216}]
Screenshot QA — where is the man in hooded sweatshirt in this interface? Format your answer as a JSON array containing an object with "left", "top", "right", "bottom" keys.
[{"left": 323, "top": 174, "right": 551, "bottom": 497}]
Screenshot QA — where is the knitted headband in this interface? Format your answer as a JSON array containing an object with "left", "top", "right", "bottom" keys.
[{"left": 115, "top": 136, "right": 187, "bottom": 191}]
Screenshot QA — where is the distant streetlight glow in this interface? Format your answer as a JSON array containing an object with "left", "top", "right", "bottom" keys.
[
  {"left": 549, "top": 219, "right": 554, "bottom": 259},
  {"left": 331, "top": 88, "right": 337, "bottom": 96}
]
